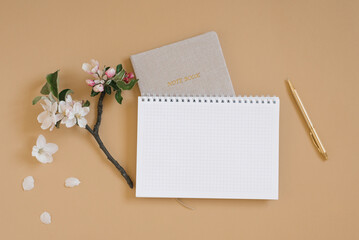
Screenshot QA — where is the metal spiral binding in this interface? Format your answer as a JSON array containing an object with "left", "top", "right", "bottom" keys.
[{"left": 139, "top": 94, "right": 279, "bottom": 104}]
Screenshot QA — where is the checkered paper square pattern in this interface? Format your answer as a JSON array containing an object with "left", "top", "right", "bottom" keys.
[{"left": 136, "top": 96, "right": 280, "bottom": 199}]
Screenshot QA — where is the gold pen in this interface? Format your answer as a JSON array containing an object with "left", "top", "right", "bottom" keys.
[{"left": 286, "top": 79, "right": 328, "bottom": 160}]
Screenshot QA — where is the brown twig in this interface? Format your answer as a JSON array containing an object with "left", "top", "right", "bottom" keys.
[{"left": 85, "top": 92, "right": 133, "bottom": 188}]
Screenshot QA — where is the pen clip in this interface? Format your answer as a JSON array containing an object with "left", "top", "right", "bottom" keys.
[{"left": 309, "top": 132, "right": 322, "bottom": 154}]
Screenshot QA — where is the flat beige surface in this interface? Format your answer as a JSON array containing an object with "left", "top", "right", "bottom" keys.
[{"left": 0, "top": 0, "right": 358, "bottom": 239}]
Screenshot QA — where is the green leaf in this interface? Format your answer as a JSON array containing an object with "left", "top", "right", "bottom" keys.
[
  {"left": 116, "top": 64, "right": 122, "bottom": 73},
  {"left": 105, "top": 85, "right": 111, "bottom": 95},
  {"left": 104, "top": 66, "right": 110, "bottom": 72},
  {"left": 59, "top": 89, "right": 73, "bottom": 101},
  {"left": 109, "top": 80, "right": 119, "bottom": 90},
  {"left": 113, "top": 69, "right": 126, "bottom": 82},
  {"left": 116, "top": 79, "right": 138, "bottom": 90},
  {"left": 115, "top": 89, "right": 123, "bottom": 104},
  {"left": 46, "top": 70, "right": 59, "bottom": 98},
  {"left": 91, "top": 90, "right": 99, "bottom": 97},
  {"left": 32, "top": 96, "right": 44, "bottom": 105},
  {"left": 40, "top": 82, "right": 50, "bottom": 95},
  {"left": 83, "top": 100, "right": 90, "bottom": 107}
]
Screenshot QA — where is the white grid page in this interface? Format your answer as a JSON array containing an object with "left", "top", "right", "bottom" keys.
[{"left": 136, "top": 96, "right": 280, "bottom": 199}]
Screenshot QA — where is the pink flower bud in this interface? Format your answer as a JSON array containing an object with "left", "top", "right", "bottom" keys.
[
  {"left": 105, "top": 68, "right": 116, "bottom": 78},
  {"left": 85, "top": 79, "right": 95, "bottom": 87},
  {"left": 126, "top": 72, "right": 135, "bottom": 79},
  {"left": 123, "top": 77, "right": 129, "bottom": 84},
  {"left": 93, "top": 84, "right": 104, "bottom": 92}
]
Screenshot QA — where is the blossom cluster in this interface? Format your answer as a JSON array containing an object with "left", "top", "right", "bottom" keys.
[
  {"left": 37, "top": 94, "right": 89, "bottom": 131},
  {"left": 82, "top": 59, "right": 135, "bottom": 93}
]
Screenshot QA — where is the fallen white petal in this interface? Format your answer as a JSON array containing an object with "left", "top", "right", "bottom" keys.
[
  {"left": 22, "top": 176, "right": 34, "bottom": 191},
  {"left": 36, "top": 134, "right": 46, "bottom": 148},
  {"left": 65, "top": 177, "right": 80, "bottom": 188},
  {"left": 40, "top": 211, "right": 51, "bottom": 224}
]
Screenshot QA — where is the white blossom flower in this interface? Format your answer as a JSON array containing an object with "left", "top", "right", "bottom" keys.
[
  {"left": 32, "top": 134, "right": 58, "bottom": 163},
  {"left": 37, "top": 98, "right": 62, "bottom": 131},
  {"left": 65, "top": 177, "right": 81, "bottom": 188},
  {"left": 22, "top": 176, "right": 34, "bottom": 191},
  {"left": 40, "top": 211, "right": 51, "bottom": 224},
  {"left": 82, "top": 59, "right": 99, "bottom": 75},
  {"left": 58, "top": 95, "right": 74, "bottom": 126},
  {"left": 64, "top": 102, "right": 89, "bottom": 128}
]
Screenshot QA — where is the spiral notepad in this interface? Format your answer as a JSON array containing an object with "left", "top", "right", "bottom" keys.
[{"left": 136, "top": 96, "right": 280, "bottom": 199}]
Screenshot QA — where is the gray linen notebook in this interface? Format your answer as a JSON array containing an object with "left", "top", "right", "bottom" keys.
[{"left": 130, "top": 31, "right": 235, "bottom": 95}]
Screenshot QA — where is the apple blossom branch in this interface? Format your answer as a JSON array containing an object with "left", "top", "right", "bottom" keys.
[
  {"left": 93, "top": 91, "right": 104, "bottom": 134},
  {"left": 85, "top": 92, "right": 133, "bottom": 188},
  {"left": 32, "top": 59, "right": 138, "bottom": 189}
]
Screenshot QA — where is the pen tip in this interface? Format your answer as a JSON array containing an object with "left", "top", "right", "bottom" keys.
[
  {"left": 323, "top": 152, "right": 328, "bottom": 160},
  {"left": 286, "top": 79, "right": 293, "bottom": 87}
]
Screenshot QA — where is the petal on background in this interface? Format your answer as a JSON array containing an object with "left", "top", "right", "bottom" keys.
[
  {"left": 40, "top": 212, "right": 51, "bottom": 224},
  {"left": 73, "top": 102, "right": 81, "bottom": 113},
  {"left": 65, "top": 118, "right": 76, "bottom": 128},
  {"left": 51, "top": 102, "right": 58, "bottom": 113},
  {"left": 65, "top": 177, "right": 81, "bottom": 188},
  {"left": 36, "top": 152, "right": 52, "bottom": 163},
  {"left": 37, "top": 111, "right": 48, "bottom": 123},
  {"left": 58, "top": 101, "right": 65, "bottom": 113},
  {"left": 41, "top": 117, "right": 52, "bottom": 130},
  {"left": 90, "top": 59, "right": 99, "bottom": 66},
  {"left": 36, "top": 134, "right": 46, "bottom": 148},
  {"left": 49, "top": 123, "right": 56, "bottom": 131},
  {"left": 82, "top": 63, "right": 91, "bottom": 73},
  {"left": 45, "top": 153, "right": 53, "bottom": 163},
  {"left": 65, "top": 94, "right": 73, "bottom": 103},
  {"left": 44, "top": 143, "right": 58, "bottom": 155},
  {"left": 31, "top": 146, "right": 39, "bottom": 156},
  {"left": 61, "top": 116, "right": 68, "bottom": 124},
  {"left": 80, "top": 107, "right": 90, "bottom": 117},
  {"left": 44, "top": 98, "right": 52, "bottom": 108},
  {"left": 55, "top": 113, "right": 63, "bottom": 122},
  {"left": 40, "top": 103, "right": 47, "bottom": 111},
  {"left": 77, "top": 117, "right": 87, "bottom": 128},
  {"left": 22, "top": 176, "right": 34, "bottom": 191}
]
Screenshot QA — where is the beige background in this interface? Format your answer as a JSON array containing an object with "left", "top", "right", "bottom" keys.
[{"left": 1, "top": 0, "right": 358, "bottom": 239}]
